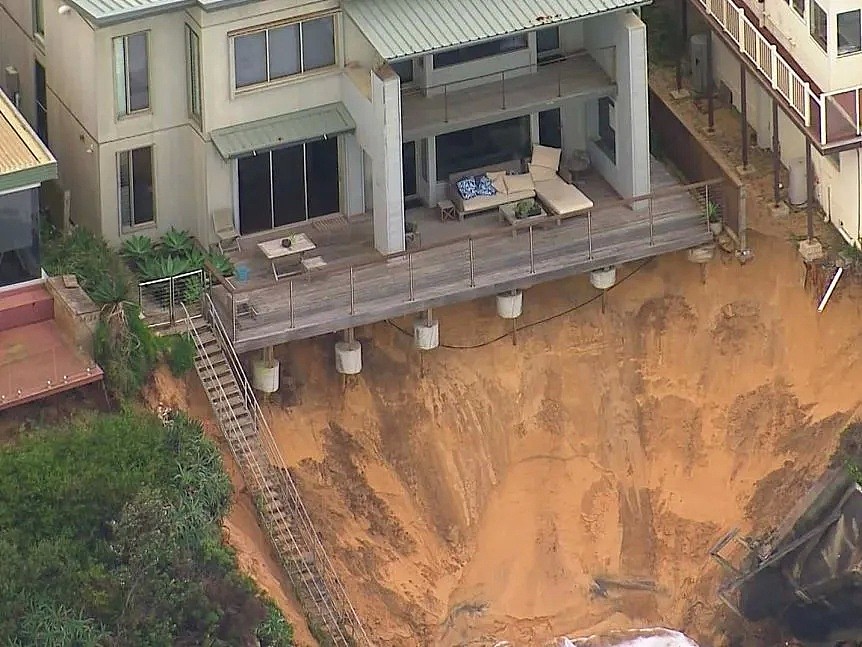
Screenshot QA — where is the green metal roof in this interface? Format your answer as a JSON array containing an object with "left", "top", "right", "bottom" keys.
[
  {"left": 343, "top": 0, "right": 649, "bottom": 61},
  {"left": 0, "top": 89, "right": 56, "bottom": 194},
  {"left": 211, "top": 103, "right": 356, "bottom": 160}
]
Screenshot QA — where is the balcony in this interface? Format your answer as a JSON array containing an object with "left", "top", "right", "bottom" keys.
[
  {"left": 210, "top": 158, "right": 718, "bottom": 353},
  {"left": 401, "top": 50, "right": 616, "bottom": 141},
  {"left": 693, "top": 0, "right": 862, "bottom": 150}
]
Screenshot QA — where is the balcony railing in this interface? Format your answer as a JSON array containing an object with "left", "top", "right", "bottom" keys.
[
  {"left": 695, "top": 0, "right": 862, "bottom": 147},
  {"left": 206, "top": 178, "right": 722, "bottom": 351}
]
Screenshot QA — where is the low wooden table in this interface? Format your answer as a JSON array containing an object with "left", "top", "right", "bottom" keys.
[
  {"left": 499, "top": 201, "right": 550, "bottom": 238},
  {"left": 257, "top": 233, "right": 316, "bottom": 281}
]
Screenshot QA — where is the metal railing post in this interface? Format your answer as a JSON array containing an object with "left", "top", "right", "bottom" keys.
[
  {"left": 408, "top": 253, "right": 415, "bottom": 301},
  {"left": 444, "top": 85, "right": 449, "bottom": 123},
  {"left": 468, "top": 238, "right": 475, "bottom": 287},
  {"left": 587, "top": 211, "right": 593, "bottom": 259},
  {"left": 231, "top": 293, "right": 237, "bottom": 341},
  {"left": 169, "top": 276, "right": 176, "bottom": 325},
  {"left": 648, "top": 196, "right": 654, "bottom": 246},
  {"left": 288, "top": 280, "right": 295, "bottom": 328},
  {"left": 349, "top": 266, "right": 356, "bottom": 315},
  {"left": 557, "top": 61, "right": 562, "bottom": 97},
  {"left": 501, "top": 70, "right": 506, "bottom": 110},
  {"left": 705, "top": 183, "right": 712, "bottom": 233},
  {"left": 529, "top": 226, "right": 535, "bottom": 274}
]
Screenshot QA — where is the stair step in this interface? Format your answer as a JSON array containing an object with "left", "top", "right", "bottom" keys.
[{"left": 197, "top": 331, "right": 217, "bottom": 344}]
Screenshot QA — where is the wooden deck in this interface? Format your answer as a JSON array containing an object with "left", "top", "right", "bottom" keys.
[
  {"left": 218, "top": 160, "right": 716, "bottom": 353},
  {"left": 401, "top": 51, "right": 615, "bottom": 141}
]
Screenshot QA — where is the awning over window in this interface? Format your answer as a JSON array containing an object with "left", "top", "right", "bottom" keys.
[
  {"left": 211, "top": 102, "right": 356, "bottom": 160},
  {"left": 343, "top": 0, "right": 648, "bottom": 61},
  {"left": 0, "top": 89, "right": 56, "bottom": 193}
]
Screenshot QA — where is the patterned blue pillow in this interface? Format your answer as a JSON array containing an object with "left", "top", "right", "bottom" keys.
[
  {"left": 456, "top": 176, "right": 478, "bottom": 200},
  {"left": 474, "top": 174, "right": 497, "bottom": 197}
]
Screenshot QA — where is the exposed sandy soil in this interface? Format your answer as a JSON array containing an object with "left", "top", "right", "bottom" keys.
[{"left": 251, "top": 176, "right": 862, "bottom": 646}]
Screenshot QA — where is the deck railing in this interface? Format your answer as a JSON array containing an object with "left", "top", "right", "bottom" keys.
[
  {"left": 404, "top": 47, "right": 617, "bottom": 124},
  {"left": 0, "top": 346, "right": 99, "bottom": 408},
  {"left": 209, "top": 178, "right": 722, "bottom": 342},
  {"left": 138, "top": 268, "right": 206, "bottom": 328},
  {"left": 695, "top": 0, "right": 862, "bottom": 146}
]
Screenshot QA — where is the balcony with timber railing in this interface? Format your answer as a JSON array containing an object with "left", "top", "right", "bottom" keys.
[
  {"left": 693, "top": 0, "right": 862, "bottom": 150},
  {"left": 401, "top": 49, "right": 617, "bottom": 141},
  {"left": 207, "top": 159, "right": 719, "bottom": 354}
]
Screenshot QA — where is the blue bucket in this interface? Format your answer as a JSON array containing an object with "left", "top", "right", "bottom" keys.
[{"left": 235, "top": 264, "right": 250, "bottom": 282}]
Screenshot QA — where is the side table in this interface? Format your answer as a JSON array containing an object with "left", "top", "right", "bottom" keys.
[{"left": 437, "top": 199, "right": 457, "bottom": 222}]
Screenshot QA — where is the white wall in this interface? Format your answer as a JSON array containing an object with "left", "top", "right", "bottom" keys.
[{"left": 585, "top": 10, "right": 651, "bottom": 201}]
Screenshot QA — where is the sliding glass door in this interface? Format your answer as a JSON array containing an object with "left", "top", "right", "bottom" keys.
[{"left": 237, "top": 138, "right": 339, "bottom": 235}]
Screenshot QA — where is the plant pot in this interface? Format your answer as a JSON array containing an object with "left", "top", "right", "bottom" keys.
[{"left": 709, "top": 221, "right": 723, "bottom": 236}]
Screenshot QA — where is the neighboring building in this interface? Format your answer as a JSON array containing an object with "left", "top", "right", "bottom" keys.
[
  {"left": 0, "top": 0, "right": 655, "bottom": 255},
  {"left": 685, "top": 0, "right": 862, "bottom": 244}
]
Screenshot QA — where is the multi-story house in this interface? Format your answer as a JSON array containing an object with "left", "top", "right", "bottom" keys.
[
  {"left": 0, "top": 0, "right": 717, "bottom": 351},
  {"left": 684, "top": 0, "right": 862, "bottom": 244}
]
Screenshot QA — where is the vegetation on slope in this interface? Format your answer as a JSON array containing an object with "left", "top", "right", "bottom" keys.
[{"left": 0, "top": 408, "right": 293, "bottom": 646}]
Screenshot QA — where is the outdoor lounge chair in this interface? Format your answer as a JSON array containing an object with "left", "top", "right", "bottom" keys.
[{"left": 212, "top": 209, "right": 241, "bottom": 253}]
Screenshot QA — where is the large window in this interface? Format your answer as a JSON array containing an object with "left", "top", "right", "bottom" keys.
[
  {"left": 236, "top": 138, "right": 339, "bottom": 235},
  {"left": 838, "top": 10, "right": 861, "bottom": 56},
  {"left": 537, "top": 27, "right": 561, "bottom": 61},
  {"left": 32, "top": 0, "right": 44, "bottom": 40},
  {"left": 433, "top": 35, "right": 528, "bottom": 68},
  {"left": 539, "top": 108, "right": 562, "bottom": 149},
  {"left": 435, "top": 116, "right": 530, "bottom": 179},
  {"left": 403, "top": 141, "right": 416, "bottom": 197},
  {"left": 791, "top": 0, "right": 805, "bottom": 19},
  {"left": 0, "top": 189, "right": 40, "bottom": 287},
  {"left": 390, "top": 59, "right": 414, "bottom": 85},
  {"left": 113, "top": 32, "right": 149, "bottom": 116},
  {"left": 118, "top": 146, "right": 155, "bottom": 229},
  {"left": 35, "top": 61, "right": 47, "bottom": 145},
  {"left": 233, "top": 15, "right": 335, "bottom": 89},
  {"left": 598, "top": 97, "right": 616, "bottom": 164},
  {"left": 810, "top": 1, "right": 828, "bottom": 51},
  {"left": 185, "top": 25, "right": 202, "bottom": 122}
]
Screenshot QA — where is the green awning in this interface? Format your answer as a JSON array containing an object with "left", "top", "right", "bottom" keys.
[
  {"left": 343, "top": 0, "right": 649, "bottom": 61},
  {"left": 0, "top": 88, "right": 56, "bottom": 194},
  {"left": 211, "top": 103, "right": 356, "bottom": 160}
]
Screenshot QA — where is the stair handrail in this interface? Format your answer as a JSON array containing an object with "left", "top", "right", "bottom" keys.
[
  {"left": 181, "top": 305, "right": 352, "bottom": 644},
  {"left": 198, "top": 296, "right": 371, "bottom": 645}
]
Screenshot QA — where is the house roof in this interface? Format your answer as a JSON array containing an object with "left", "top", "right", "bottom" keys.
[
  {"left": 0, "top": 89, "right": 56, "bottom": 194},
  {"left": 343, "top": 0, "right": 649, "bottom": 61},
  {"left": 211, "top": 102, "right": 356, "bottom": 159}
]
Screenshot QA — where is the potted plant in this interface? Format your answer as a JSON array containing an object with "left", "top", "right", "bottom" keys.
[
  {"left": 706, "top": 201, "right": 722, "bottom": 235},
  {"left": 514, "top": 199, "right": 542, "bottom": 219}
]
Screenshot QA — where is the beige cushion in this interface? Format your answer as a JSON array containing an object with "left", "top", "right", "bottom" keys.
[
  {"left": 503, "top": 173, "right": 534, "bottom": 194},
  {"left": 487, "top": 170, "right": 508, "bottom": 195},
  {"left": 534, "top": 176, "right": 594, "bottom": 216},
  {"left": 531, "top": 144, "right": 562, "bottom": 171},
  {"left": 529, "top": 163, "right": 557, "bottom": 182}
]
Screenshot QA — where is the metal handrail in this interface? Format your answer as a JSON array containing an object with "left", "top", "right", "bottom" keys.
[
  {"left": 183, "top": 303, "right": 357, "bottom": 646},
  {"left": 199, "top": 295, "right": 371, "bottom": 645}
]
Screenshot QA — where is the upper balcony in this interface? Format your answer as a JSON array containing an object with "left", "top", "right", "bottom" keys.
[
  {"left": 693, "top": 0, "right": 862, "bottom": 151},
  {"left": 400, "top": 50, "right": 616, "bottom": 141}
]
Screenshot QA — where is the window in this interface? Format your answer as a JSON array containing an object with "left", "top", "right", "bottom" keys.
[
  {"left": 35, "top": 61, "right": 47, "bottom": 145},
  {"left": 435, "top": 116, "right": 531, "bottom": 178},
  {"left": 539, "top": 108, "right": 562, "bottom": 149},
  {"left": 403, "top": 141, "right": 417, "bottom": 197},
  {"left": 232, "top": 15, "right": 335, "bottom": 89},
  {"left": 32, "top": 0, "right": 44, "bottom": 40},
  {"left": 598, "top": 97, "right": 616, "bottom": 164},
  {"left": 433, "top": 35, "right": 528, "bottom": 68},
  {"left": 838, "top": 10, "right": 861, "bottom": 56},
  {"left": 236, "top": 138, "right": 340, "bottom": 235},
  {"left": 0, "top": 189, "right": 40, "bottom": 287},
  {"left": 118, "top": 147, "right": 155, "bottom": 229},
  {"left": 390, "top": 59, "right": 414, "bottom": 85},
  {"left": 113, "top": 32, "right": 150, "bottom": 116},
  {"left": 537, "top": 27, "right": 560, "bottom": 61},
  {"left": 185, "top": 25, "right": 202, "bottom": 122},
  {"left": 810, "top": 1, "right": 827, "bottom": 51},
  {"left": 791, "top": 0, "right": 804, "bottom": 19}
]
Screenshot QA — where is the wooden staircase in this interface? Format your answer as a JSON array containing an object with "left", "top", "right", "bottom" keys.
[{"left": 186, "top": 304, "right": 369, "bottom": 647}]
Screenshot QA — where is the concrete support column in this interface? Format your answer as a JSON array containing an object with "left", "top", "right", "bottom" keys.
[
  {"left": 675, "top": 0, "right": 688, "bottom": 92},
  {"left": 706, "top": 32, "right": 715, "bottom": 133},
  {"left": 371, "top": 67, "right": 405, "bottom": 255},
  {"left": 772, "top": 98, "right": 781, "bottom": 206},
  {"left": 740, "top": 63, "right": 749, "bottom": 170},
  {"left": 343, "top": 134, "right": 365, "bottom": 218}
]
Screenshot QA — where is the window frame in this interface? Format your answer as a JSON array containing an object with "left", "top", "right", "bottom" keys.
[
  {"left": 231, "top": 13, "right": 337, "bottom": 92},
  {"left": 34, "top": 59, "right": 48, "bottom": 145},
  {"left": 117, "top": 146, "right": 156, "bottom": 231},
  {"left": 185, "top": 24, "right": 202, "bottom": 123},
  {"left": 113, "top": 31, "right": 151, "bottom": 118},
  {"left": 536, "top": 26, "right": 561, "bottom": 62},
  {"left": 810, "top": 1, "right": 828, "bottom": 52},
  {"left": 837, "top": 9, "right": 862, "bottom": 57},
  {"left": 433, "top": 35, "right": 529, "bottom": 68},
  {"left": 32, "top": 0, "right": 44, "bottom": 43}
]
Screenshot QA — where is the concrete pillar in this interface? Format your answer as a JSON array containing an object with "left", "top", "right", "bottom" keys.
[
  {"left": 772, "top": 98, "right": 781, "bottom": 206},
  {"left": 740, "top": 63, "right": 749, "bottom": 170},
  {"left": 371, "top": 67, "right": 405, "bottom": 255},
  {"left": 343, "top": 134, "right": 365, "bottom": 218},
  {"left": 806, "top": 138, "right": 814, "bottom": 242},
  {"left": 706, "top": 31, "right": 715, "bottom": 133}
]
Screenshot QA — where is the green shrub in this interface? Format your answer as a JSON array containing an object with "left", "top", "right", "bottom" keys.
[
  {"left": 120, "top": 234, "right": 156, "bottom": 270},
  {"left": 166, "top": 334, "right": 196, "bottom": 377},
  {"left": 207, "top": 251, "right": 235, "bottom": 277},
  {"left": 159, "top": 227, "right": 195, "bottom": 256},
  {"left": 257, "top": 599, "right": 296, "bottom": 647}
]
